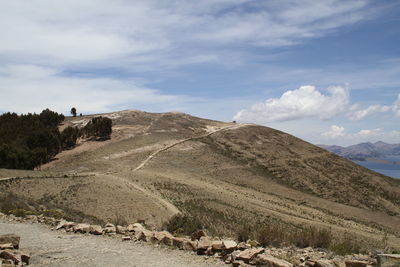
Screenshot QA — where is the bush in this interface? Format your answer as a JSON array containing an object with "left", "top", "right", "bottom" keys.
[
  {"left": 164, "top": 214, "right": 202, "bottom": 235},
  {"left": 61, "top": 126, "right": 79, "bottom": 149},
  {"left": 255, "top": 224, "right": 286, "bottom": 247},
  {"left": 237, "top": 224, "right": 253, "bottom": 242},
  {"left": 81, "top": 116, "right": 112, "bottom": 140}
]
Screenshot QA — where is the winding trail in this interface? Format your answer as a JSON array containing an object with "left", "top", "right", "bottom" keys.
[{"left": 134, "top": 124, "right": 244, "bottom": 171}]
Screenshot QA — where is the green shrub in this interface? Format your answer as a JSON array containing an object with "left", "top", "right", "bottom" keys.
[{"left": 81, "top": 116, "right": 112, "bottom": 140}]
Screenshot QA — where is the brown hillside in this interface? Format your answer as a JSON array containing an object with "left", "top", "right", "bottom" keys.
[{"left": 1, "top": 110, "right": 399, "bottom": 249}]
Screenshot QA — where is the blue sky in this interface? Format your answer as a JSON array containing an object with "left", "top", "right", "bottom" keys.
[{"left": 0, "top": 0, "right": 399, "bottom": 146}]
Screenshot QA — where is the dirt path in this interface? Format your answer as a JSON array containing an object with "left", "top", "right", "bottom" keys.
[
  {"left": 134, "top": 124, "right": 245, "bottom": 171},
  {"left": 0, "top": 222, "right": 225, "bottom": 267}
]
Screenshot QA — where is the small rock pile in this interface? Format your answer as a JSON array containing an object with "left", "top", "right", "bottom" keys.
[
  {"left": 2, "top": 212, "right": 399, "bottom": 267},
  {"left": 0, "top": 234, "right": 30, "bottom": 266}
]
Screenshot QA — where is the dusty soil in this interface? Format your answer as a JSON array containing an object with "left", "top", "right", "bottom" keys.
[{"left": 0, "top": 221, "right": 224, "bottom": 267}]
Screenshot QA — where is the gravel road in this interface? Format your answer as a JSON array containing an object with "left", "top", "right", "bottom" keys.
[{"left": 0, "top": 222, "right": 225, "bottom": 267}]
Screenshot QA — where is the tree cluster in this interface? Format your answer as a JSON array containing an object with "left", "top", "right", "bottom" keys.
[
  {"left": 0, "top": 109, "right": 112, "bottom": 170},
  {"left": 81, "top": 116, "right": 112, "bottom": 140}
]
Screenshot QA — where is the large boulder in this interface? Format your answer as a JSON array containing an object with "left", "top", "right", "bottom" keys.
[
  {"left": 236, "top": 248, "right": 264, "bottom": 263},
  {"left": 251, "top": 254, "right": 293, "bottom": 267},
  {"left": 74, "top": 223, "right": 91, "bottom": 233},
  {"left": 211, "top": 241, "right": 224, "bottom": 251},
  {"left": 89, "top": 225, "right": 103, "bottom": 235},
  {"left": 0, "top": 234, "right": 20, "bottom": 249}
]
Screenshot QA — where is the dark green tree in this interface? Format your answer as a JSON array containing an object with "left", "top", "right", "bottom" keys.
[
  {"left": 82, "top": 116, "right": 112, "bottom": 140},
  {"left": 70, "top": 107, "right": 77, "bottom": 117}
]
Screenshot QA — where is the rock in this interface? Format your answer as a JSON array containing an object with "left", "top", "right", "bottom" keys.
[
  {"left": 232, "top": 260, "right": 252, "bottom": 267},
  {"left": 237, "top": 242, "right": 249, "bottom": 250},
  {"left": 191, "top": 229, "right": 208, "bottom": 241},
  {"left": 21, "top": 253, "right": 30, "bottom": 265},
  {"left": 1, "top": 259, "right": 14, "bottom": 267},
  {"left": 197, "top": 236, "right": 212, "bottom": 250},
  {"left": 206, "top": 246, "right": 214, "bottom": 256},
  {"left": 74, "top": 223, "right": 91, "bottom": 233},
  {"left": 103, "top": 223, "right": 116, "bottom": 234},
  {"left": 211, "top": 241, "right": 224, "bottom": 251},
  {"left": 0, "top": 250, "right": 20, "bottom": 265},
  {"left": 127, "top": 223, "right": 145, "bottom": 232},
  {"left": 0, "top": 235, "right": 20, "bottom": 249},
  {"left": 0, "top": 243, "right": 14, "bottom": 250},
  {"left": 89, "top": 225, "right": 103, "bottom": 235},
  {"left": 377, "top": 254, "right": 400, "bottom": 267},
  {"left": 122, "top": 236, "right": 132, "bottom": 241},
  {"left": 56, "top": 220, "right": 75, "bottom": 230},
  {"left": 152, "top": 231, "right": 174, "bottom": 246},
  {"left": 314, "top": 260, "right": 336, "bottom": 267},
  {"left": 345, "top": 260, "right": 368, "bottom": 267},
  {"left": 223, "top": 240, "right": 237, "bottom": 250},
  {"left": 171, "top": 237, "right": 186, "bottom": 249},
  {"left": 135, "top": 229, "right": 153, "bottom": 242},
  {"left": 25, "top": 215, "right": 38, "bottom": 223},
  {"left": 116, "top": 225, "right": 127, "bottom": 234},
  {"left": 237, "top": 248, "right": 264, "bottom": 263},
  {"left": 251, "top": 254, "right": 293, "bottom": 267},
  {"left": 182, "top": 239, "right": 197, "bottom": 251}
]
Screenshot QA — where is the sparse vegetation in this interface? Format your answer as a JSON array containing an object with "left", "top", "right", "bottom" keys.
[{"left": 164, "top": 214, "right": 203, "bottom": 236}]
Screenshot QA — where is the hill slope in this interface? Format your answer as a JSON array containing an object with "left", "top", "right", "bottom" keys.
[{"left": 1, "top": 110, "right": 399, "bottom": 249}]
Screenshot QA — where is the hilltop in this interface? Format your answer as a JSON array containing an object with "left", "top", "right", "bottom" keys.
[{"left": 1, "top": 110, "right": 399, "bottom": 252}]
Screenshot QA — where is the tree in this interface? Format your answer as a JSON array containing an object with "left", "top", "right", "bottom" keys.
[
  {"left": 82, "top": 116, "right": 112, "bottom": 140},
  {"left": 70, "top": 107, "right": 77, "bottom": 117}
]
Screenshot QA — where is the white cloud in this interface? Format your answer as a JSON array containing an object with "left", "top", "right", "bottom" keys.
[
  {"left": 0, "top": 65, "right": 188, "bottom": 114},
  {"left": 348, "top": 104, "right": 391, "bottom": 120},
  {"left": 233, "top": 85, "right": 349, "bottom": 123},
  {"left": 322, "top": 125, "right": 346, "bottom": 138},
  {"left": 354, "top": 128, "right": 384, "bottom": 138}
]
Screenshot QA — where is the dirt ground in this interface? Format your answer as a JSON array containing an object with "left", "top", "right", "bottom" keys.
[{"left": 0, "top": 221, "right": 225, "bottom": 267}]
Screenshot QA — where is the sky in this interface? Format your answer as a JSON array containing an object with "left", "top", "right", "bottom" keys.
[{"left": 0, "top": 0, "right": 399, "bottom": 146}]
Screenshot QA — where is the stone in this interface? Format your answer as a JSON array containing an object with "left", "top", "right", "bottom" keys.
[
  {"left": 182, "top": 239, "right": 197, "bottom": 251},
  {"left": 56, "top": 220, "right": 75, "bottom": 230},
  {"left": 197, "top": 236, "right": 212, "bottom": 250},
  {"left": 211, "top": 241, "right": 224, "bottom": 251},
  {"left": 135, "top": 229, "right": 153, "bottom": 242},
  {"left": 191, "top": 229, "right": 208, "bottom": 241},
  {"left": 251, "top": 254, "right": 293, "bottom": 267},
  {"left": 103, "top": 223, "right": 116, "bottom": 234},
  {"left": 0, "top": 243, "right": 14, "bottom": 250},
  {"left": 232, "top": 260, "right": 252, "bottom": 267},
  {"left": 314, "top": 260, "right": 336, "bottom": 267},
  {"left": 21, "top": 253, "right": 30, "bottom": 265},
  {"left": 246, "top": 240, "right": 260, "bottom": 247},
  {"left": 345, "top": 260, "right": 368, "bottom": 267},
  {"left": 74, "top": 223, "right": 91, "bottom": 233},
  {"left": 223, "top": 240, "right": 237, "bottom": 250},
  {"left": 237, "top": 248, "right": 264, "bottom": 263},
  {"left": 122, "top": 236, "right": 132, "bottom": 241},
  {"left": 152, "top": 231, "right": 174, "bottom": 246},
  {"left": 25, "top": 215, "right": 38, "bottom": 223},
  {"left": 0, "top": 235, "right": 20, "bottom": 249},
  {"left": 377, "top": 254, "right": 400, "bottom": 267},
  {"left": 89, "top": 225, "right": 103, "bottom": 235},
  {"left": 0, "top": 250, "right": 20, "bottom": 265},
  {"left": 1, "top": 259, "right": 14, "bottom": 267},
  {"left": 127, "top": 223, "right": 145, "bottom": 232},
  {"left": 237, "top": 242, "right": 249, "bottom": 250},
  {"left": 206, "top": 246, "right": 214, "bottom": 256},
  {"left": 116, "top": 225, "right": 127, "bottom": 234}
]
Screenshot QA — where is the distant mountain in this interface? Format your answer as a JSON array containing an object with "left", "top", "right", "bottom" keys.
[{"left": 319, "top": 141, "right": 400, "bottom": 161}]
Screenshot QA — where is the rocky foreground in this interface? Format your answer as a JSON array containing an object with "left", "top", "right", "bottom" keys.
[{"left": 1, "top": 213, "right": 399, "bottom": 267}]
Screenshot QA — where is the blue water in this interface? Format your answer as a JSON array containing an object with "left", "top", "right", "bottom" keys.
[{"left": 353, "top": 156, "right": 400, "bottom": 179}]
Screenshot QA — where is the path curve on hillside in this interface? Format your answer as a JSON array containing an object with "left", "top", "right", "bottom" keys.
[
  {"left": 134, "top": 124, "right": 246, "bottom": 171},
  {"left": 0, "top": 221, "right": 224, "bottom": 267}
]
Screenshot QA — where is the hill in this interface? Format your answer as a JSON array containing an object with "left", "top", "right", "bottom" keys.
[
  {"left": 1, "top": 110, "right": 399, "bottom": 251},
  {"left": 319, "top": 142, "right": 400, "bottom": 161}
]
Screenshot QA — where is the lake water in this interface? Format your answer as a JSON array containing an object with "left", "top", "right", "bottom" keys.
[{"left": 353, "top": 156, "right": 400, "bottom": 179}]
